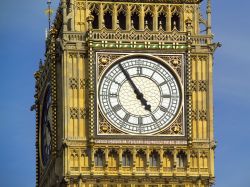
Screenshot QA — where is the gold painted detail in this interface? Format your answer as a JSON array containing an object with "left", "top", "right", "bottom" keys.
[
  {"left": 98, "top": 54, "right": 126, "bottom": 75},
  {"left": 159, "top": 112, "right": 183, "bottom": 135},
  {"left": 99, "top": 113, "right": 123, "bottom": 134},
  {"left": 70, "top": 107, "right": 88, "bottom": 119},
  {"left": 158, "top": 55, "right": 182, "bottom": 77}
]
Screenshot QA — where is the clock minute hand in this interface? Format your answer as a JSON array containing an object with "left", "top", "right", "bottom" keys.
[{"left": 118, "top": 63, "right": 151, "bottom": 112}]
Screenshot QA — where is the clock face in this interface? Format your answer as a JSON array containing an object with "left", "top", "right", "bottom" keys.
[
  {"left": 98, "top": 57, "right": 182, "bottom": 135},
  {"left": 41, "top": 88, "right": 52, "bottom": 166}
]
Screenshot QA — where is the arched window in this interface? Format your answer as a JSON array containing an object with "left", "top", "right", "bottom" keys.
[
  {"left": 145, "top": 12, "right": 153, "bottom": 30},
  {"left": 122, "top": 150, "right": 132, "bottom": 166},
  {"left": 131, "top": 12, "right": 139, "bottom": 30},
  {"left": 136, "top": 150, "right": 146, "bottom": 168},
  {"left": 118, "top": 12, "right": 126, "bottom": 30},
  {"left": 177, "top": 151, "right": 187, "bottom": 168},
  {"left": 171, "top": 12, "right": 180, "bottom": 31},
  {"left": 91, "top": 11, "right": 99, "bottom": 29},
  {"left": 104, "top": 12, "right": 112, "bottom": 29},
  {"left": 149, "top": 151, "right": 159, "bottom": 167},
  {"left": 94, "top": 149, "right": 104, "bottom": 167},
  {"left": 108, "top": 149, "right": 118, "bottom": 167},
  {"left": 158, "top": 13, "right": 166, "bottom": 31},
  {"left": 163, "top": 151, "right": 174, "bottom": 169}
]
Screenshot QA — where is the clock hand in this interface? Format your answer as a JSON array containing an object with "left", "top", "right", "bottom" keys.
[{"left": 118, "top": 63, "right": 151, "bottom": 112}]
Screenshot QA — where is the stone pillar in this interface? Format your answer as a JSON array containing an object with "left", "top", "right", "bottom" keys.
[
  {"left": 139, "top": 6, "right": 145, "bottom": 30},
  {"left": 112, "top": 4, "right": 118, "bottom": 30},
  {"left": 126, "top": 5, "right": 131, "bottom": 30},
  {"left": 99, "top": 4, "right": 104, "bottom": 28},
  {"left": 153, "top": 7, "right": 158, "bottom": 31}
]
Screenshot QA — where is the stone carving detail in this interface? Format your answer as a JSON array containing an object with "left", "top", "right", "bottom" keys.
[
  {"left": 190, "top": 80, "right": 197, "bottom": 91},
  {"left": 70, "top": 107, "right": 88, "bottom": 119},
  {"left": 69, "top": 78, "right": 88, "bottom": 89},
  {"left": 199, "top": 110, "right": 207, "bottom": 121},
  {"left": 192, "top": 109, "right": 207, "bottom": 121},
  {"left": 97, "top": 53, "right": 126, "bottom": 75},
  {"left": 98, "top": 113, "right": 123, "bottom": 134},
  {"left": 80, "top": 78, "right": 89, "bottom": 89},
  {"left": 70, "top": 107, "right": 79, "bottom": 119},
  {"left": 198, "top": 80, "right": 207, "bottom": 91},
  {"left": 190, "top": 80, "right": 207, "bottom": 92},
  {"left": 157, "top": 55, "right": 182, "bottom": 77},
  {"left": 69, "top": 78, "right": 78, "bottom": 89},
  {"left": 79, "top": 108, "right": 88, "bottom": 119},
  {"left": 159, "top": 112, "right": 183, "bottom": 135}
]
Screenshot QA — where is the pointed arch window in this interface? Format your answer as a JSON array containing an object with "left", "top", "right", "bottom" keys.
[
  {"left": 177, "top": 151, "right": 187, "bottom": 168},
  {"left": 122, "top": 150, "right": 132, "bottom": 166},
  {"left": 145, "top": 12, "right": 153, "bottom": 30},
  {"left": 171, "top": 12, "right": 180, "bottom": 31},
  {"left": 131, "top": 12, "right": 139, "bottom": 30},
  {"left": 158, "top": 13, "right": 166, "bottom": 31},
  {"left": 91, "top": 11, "right": 99, "bottom": 29},
  {"left": 104, "top": 11, "right": 112, "bottom": 29},
  {"left": 108, "top": 150, "right": 118, "bottom": 167},
  {"left": 149, "top": 151, "right": 159, "bottom": 167},
  {"left": 94, "top": 149, "right": 104, "bottom": 167},
  {"left": 118, "top": 12, "right": 126, "bottom": 30}
]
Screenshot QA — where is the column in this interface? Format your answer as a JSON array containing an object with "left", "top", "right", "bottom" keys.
[
  {"left": 153, "top": 6, "right": 158, "bottom": 31},
  {"left": 139, "top": 6, "right": 144, "bottom": 30},
  {"left": 112, "top": 4, "right": 118, "bottom": 30},
  {"left": 99, "top": 4, "right": 104, "bottom": 28},
  {"left": 126, "top": 5, "right": 131, "bottom": 30}
]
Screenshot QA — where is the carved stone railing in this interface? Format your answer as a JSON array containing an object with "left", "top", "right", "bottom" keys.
[
  {"left": 63, "top": 32, "right": 86, "bottom": 42},
  {"left": 91, "top": 28, "right": 187, "bottom": 43},
  {"left": 62, "top": 29, "right": 212, "bottom": 46}
]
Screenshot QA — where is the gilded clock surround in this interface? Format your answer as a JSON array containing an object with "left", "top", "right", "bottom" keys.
[
  {"left": 96, "top": 53, "right": 185, "bottom": 137},
  {"left": 34, "top": 0, "right": 217, "bottom": 186}
]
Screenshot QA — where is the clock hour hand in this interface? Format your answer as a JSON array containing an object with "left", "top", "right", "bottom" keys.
[{"left": 118, "top": 63, "right": 151, "bottom": 112}]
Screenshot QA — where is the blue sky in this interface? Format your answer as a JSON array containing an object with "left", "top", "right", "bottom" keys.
[{"left": 0, "top": 0, "right": 249, "bottom": 186}]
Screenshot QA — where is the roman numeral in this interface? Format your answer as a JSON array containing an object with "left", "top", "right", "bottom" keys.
[
  {"left": 137, "top": 67, "right": 142, "bottom": 75},
  {"left": 159, "top": 106, "right": 168, "bottom": 113},
  {"left": 138, "top": 117, "right": 143, "bottom": 125},
  {"left": 112, "top": 105, "right": 122, "bottom": 112},
  {"left": 109, "top": 93, "right": 118, "bottom": 97},
  {"left": 123, "top": 113, "right": 131, "bottom": 122},
  {"left": 162, "top": 94, "right": 171, "bottom": 98}
]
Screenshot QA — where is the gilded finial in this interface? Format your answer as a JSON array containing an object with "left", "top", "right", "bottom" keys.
[{"left": 44, "top": 0, "right": 54, "bottom": 29}]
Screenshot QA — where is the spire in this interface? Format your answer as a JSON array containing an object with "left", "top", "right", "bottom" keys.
[
  {"left": 45, "top": 0, "right": 54, "bottom": 29},
  {"left": 206, "top": 0, "right": 212, "bottom": 35}
]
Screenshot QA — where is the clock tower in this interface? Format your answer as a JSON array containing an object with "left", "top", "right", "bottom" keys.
[{"left": 34, "top": 0, "right": 218, "bottom": 186}]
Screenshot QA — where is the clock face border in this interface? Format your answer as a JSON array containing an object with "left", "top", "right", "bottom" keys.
[
  {"left": 39, "top": 84, "right": 53, "bottom": 169},
  {"left": 95, "top": 52, "right": 186, "bottom": 138}
]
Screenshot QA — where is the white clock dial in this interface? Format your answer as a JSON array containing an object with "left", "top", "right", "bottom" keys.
[{"left": 98, "top": 57, "right": 181, "bottom": 135}]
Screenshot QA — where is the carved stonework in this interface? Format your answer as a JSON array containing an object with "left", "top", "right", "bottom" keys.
[
  {"left": 97, "top": 53, "right": 126, "bottom": 75},
  {"left": 98, "top": 113, "right": 124, "bottom": 134},
  {"left": 69, "top": 78, "right": 78, "bottom": 89},
  {"left": 70, "top": 107, "right": 88, "bottom": 119},
  {"left": 190, "top": 80, "right": 207, "bottom": 92},
  {"left": 79, "top": 108, "right": 88, "bottom": 119},
  {"left": 69, "top": 78, "right": 88, "bottom": 90},
  {"left": 159, "top": 111, "right": 183, "bottom": 135},
  {"left": 192, "top": 109, "right": 207, "bottom": 121},
  {"left": 80, "top": 78, "right": 89, "bottom": 89},
  {"left": 158, "top": 55, "right": 182, "bottom": 77},
  {"left": 198, "top": 80, "right": 207, "bottom": 92},
  {"left": 70, "top": 107, "right": 79, "bottom": 119}
]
